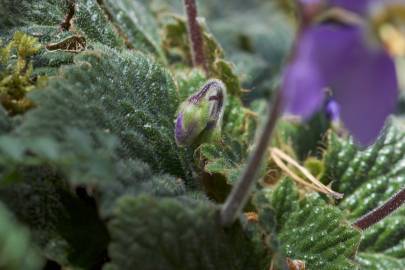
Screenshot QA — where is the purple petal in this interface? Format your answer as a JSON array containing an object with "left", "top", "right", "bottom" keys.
[
  {"left": 303, "top": 25, "right": 398, "bottom": 145},
  {"left": 285, "top": 24, "right": 398, "bottom": 146},
  {"left": 332, "top": 50, "right": 398, "bottom": 146},
  {"left": 297, "top": 25, "right": 366, "bottom": 83},
  {"left": 282, "top": 59, "right": 325, "bottom": 118},
  {"left": 281, "top": 24, "right": 357, "bottom": 118}
]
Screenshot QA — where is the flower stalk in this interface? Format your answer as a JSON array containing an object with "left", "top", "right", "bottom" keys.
[
  {"left": 220, "top": 91, "right": 283, "bottom": 226},
  {"left": 353, "top": 186, "right": 405, "bottom": 230},
  {"left": 219, "top": 0, "right": 312, "bottom": 227},
  {"left": 183, "top": 0, "right": 208, "bottom": 73},
  {"left": 219, "top": 0, "right": 316, "bottom": 228}
]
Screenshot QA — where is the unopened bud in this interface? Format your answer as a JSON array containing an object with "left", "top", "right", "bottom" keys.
[{"left": 175, "top": 79, "right": 226, "bottom": 146}]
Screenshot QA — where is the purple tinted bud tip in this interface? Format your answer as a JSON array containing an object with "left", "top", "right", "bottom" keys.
[
  {"left": 325, "top": 99, "right": 340, "bottom": 122},
  {"left": 175, "top": 112, "right": 186, "bottom": 144}
]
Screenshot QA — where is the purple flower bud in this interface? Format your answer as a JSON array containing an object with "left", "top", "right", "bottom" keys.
[{"left": 175, "top": 79, "right": 227, "bottom": 146}]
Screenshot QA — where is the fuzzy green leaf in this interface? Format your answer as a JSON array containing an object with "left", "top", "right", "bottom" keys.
[
  {"left": 101, "top": 0, "right": 166, "bottom": 61},
  {"left": 0, "top": 45, "right": 198, "bottom": 268},
  {"left": 0, "top": 45, "right": 193, "bottom": 184},
  {"left": 1, "top": 0, "right": 123, "bottom": 46},
  {"left": 322, "top": 119, "right": 405, "bottom": 268},
  {"left": 74, "top": 0, "right": 124, "bottom": 48},
  {"left": 356, "top": 252, "right": 405, "bottom": 270},
  {"left": 97, "top": 159, "right": 188, "bottom": 217},
  {"left": 105, "top": 194, "right": 265, "bottom": 270},
  {"left": 200, "top": 136, "right": 248, "bottom": 184},
  {"left": 255, "top": 179, "right": 361, "bottom": 270}
]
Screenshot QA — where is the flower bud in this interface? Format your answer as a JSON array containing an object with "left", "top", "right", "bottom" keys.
[{"left": 175, "top": 79, "right": 226, "bottom": 146}]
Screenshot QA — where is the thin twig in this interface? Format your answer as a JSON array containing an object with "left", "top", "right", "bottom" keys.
[
  {"left": 353, "top": 186, "right": 405, "bottom": 230},
  {"left": 220, "top": 91, "right": 284, "bottom": 226},
  {"left": 183, "top": 0, "right": 208, "bottom": 73}
]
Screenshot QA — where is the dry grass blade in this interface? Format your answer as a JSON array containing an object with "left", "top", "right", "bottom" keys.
[{"left": 270, "top": 148, "right": 343, "bottom": 199}]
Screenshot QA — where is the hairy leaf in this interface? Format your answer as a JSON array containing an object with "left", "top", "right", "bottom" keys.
[
  {"left": 255, "top": 179, "right": 361, "bottom": 270},
  {"left": 0, "top": 45, "right": 196, "bottom": 267},
  {"left": 101, "top": 0, "right": 166, "bottom": 61},
  {"left": 97, "top": 158, "right": 188, "bottom": 217},
  {"left": 105, "top": 194, "right": 265, "bottom": 270},
  {"left": 322, "top": 119, "right": 405, "bottom": 268},
  {"left": 0, "top": 45, "right": 193, "bottom": 183}
]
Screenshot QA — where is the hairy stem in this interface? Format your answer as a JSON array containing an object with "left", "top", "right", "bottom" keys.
[
  {"left": 353, "top": 186, "right": 405, "bottom": 230},
  {"left": 183, "top": 0, "right": 208, "bottom": 73},
  {"left": 220, "top": 91, "right": 283, "bottom": 226}
]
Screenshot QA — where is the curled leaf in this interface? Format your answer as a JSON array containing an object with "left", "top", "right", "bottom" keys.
[{"left": 45, "top": 36, "right": 86, "bottom": 53}]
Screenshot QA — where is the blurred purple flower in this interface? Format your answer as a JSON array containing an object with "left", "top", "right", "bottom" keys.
[{"left": 282, "top": 0, "right": 398, "bottom": 146}]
